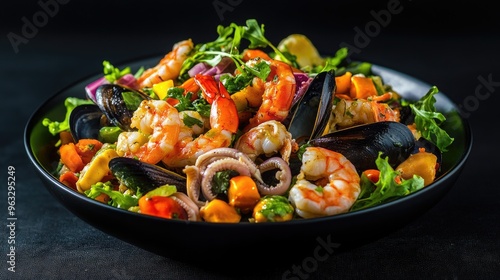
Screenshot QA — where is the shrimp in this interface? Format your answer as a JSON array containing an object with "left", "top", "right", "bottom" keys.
[
  {"left": 234, "top": 120, "right": 296, "bottom": 164},
  {"left": 136, "top": 39, "right": 194, "bottom": 88},
  {"left": 162, "top": 75, "right": 239, "bottom": 168},
  {"left": 242, "top": 51, "right": 296, "bottom": 131},
  {"left": 178, "top": 110, "right": 207, "bottom": 140},
  {"left": 116, "top": 100, "right": 181, "bottom": 165},
  {"left": 327, "top": 98, "right": 399, "bottom": 132},
  {"left": 162, "top": 129, "right": 233, "bottom": 168},
  {"left": 288, "top": 146, "right": 361, "bottom": 219}
]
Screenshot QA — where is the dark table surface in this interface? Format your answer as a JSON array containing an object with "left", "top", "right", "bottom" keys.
[{"left": 1, "top": 1, "right": 499, "bottom": 279}]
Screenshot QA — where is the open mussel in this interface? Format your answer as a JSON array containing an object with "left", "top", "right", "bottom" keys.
[
  {"left": 287, "top": 70, "right": 336, "bottom": 145},
  {"left": 95, "top": 84, "right": 150, "bottom": 131},
  {"left": 69, "top": 104, "right": 107, "bottom": 142},
  {"left": 109, "top": 157, "right": 186, "bottom": 195},
  {"left": 309, "top": 121, "right": 416, "bottom": 172}
]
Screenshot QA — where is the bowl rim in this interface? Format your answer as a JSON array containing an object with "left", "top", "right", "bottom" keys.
[{"left": 24, "top": 55, "right": 474, "bottom": 228}]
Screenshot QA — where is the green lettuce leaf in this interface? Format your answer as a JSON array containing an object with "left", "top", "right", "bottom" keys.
[
  {"left": 409, "top": 86, "right": 454, "bottom": 152},
  {"left": 85, "top": 181, "right": 139, "bottom": 210},
  {"left": 42, "top": 97, "right": 94, "bottom": 136},
  {"left": 350, "top": 152, "right": 425, "bottom": 211}
]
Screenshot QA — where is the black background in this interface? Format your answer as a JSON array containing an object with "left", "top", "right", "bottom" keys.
[{"left": 1, "top": 0, "right": 499, "bottom": 279}]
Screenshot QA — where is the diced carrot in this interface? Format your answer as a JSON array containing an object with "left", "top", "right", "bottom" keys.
[
  {"left": 59, "top": 131, "right": 75, "bottom": 145},
  {"left": 59, "top": 171, "right": 79, "bottom": 190},
  {"left": 369, "top": 92, "right": 392, "bottom": 102},
  {"left": 335, "top": 71, "right": 352, "bottom": 96},
  {"left": 59, "top": 143, "right": 85, "bottom": 173},
  {"left": 350, "top": 75, "right": 377, "bottom": 99},
  {"left": 75, "top": 139, "right": 103, "bottom": 164},
  {"left": 94, "top": 193, "right": 110, "bottom": 204}
]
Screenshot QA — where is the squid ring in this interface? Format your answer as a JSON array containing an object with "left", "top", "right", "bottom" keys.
[{"left": 257, "top": 157, "right": 292, "bottom": 195}]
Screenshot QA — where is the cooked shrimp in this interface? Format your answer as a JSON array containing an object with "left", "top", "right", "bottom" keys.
[
  {"left": 162, "top": 128, "right": 233, "bottom": 168},
  {"left": 162, "top": 75, "right": 238, "bottom": 168},
  {"left": 241, "top": 52, "right": 296, "bottom": 131},
  {"left": 136, "top": 39, "right": 194, "bottom": 88},
  {"left": 234, "top": 120, "right": 296, "bottom": 163},
  {"left": 288, "top": 146, "right": 361, "bottom": 218},
  {"left": 242, "top": 49, "right": 272, "bottom": 61},
  {"left": 116, "top": 100, "right": 181, "bottom": 164},
  {"left": 327, "top": 98, "right": 399, "bottom": 132},
  {"left": 178, "top": 110, "right": 207, "bottom": 140}
]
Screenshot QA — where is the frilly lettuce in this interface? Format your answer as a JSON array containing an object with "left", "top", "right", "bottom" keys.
[{"left": 350, "top": 152, "right": 425, "bottom": 211}]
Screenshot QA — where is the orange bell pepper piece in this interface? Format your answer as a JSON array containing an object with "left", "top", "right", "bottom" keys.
[
  {"left": 335, "top": 71, "right": 352, "bottom": 96},
  {"left": 228, "top": 175, "right": 261, "bottom": 214},
  {"left": 350, "top": 75, "right": 377, "bottom": 99},
  {"left": 200, "top": 199, "right": 241, "bottom": 223}
]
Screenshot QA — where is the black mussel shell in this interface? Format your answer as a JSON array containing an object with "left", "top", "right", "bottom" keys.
[
  {"left": 309, "top": 121, "right": 416, "bottom": 172},
  {"left": 95, "top": 84, "right": 150, "bottom": 131},
  {"left": 69, "top": 104, "right": 105, "bottom": 142},
  {"left": 287, "top": 70, "right": 336, "bottom": 144},
  {"left": 398, "top": 105, "right": 414, "bottom": 125},
  {"left": 109, "top": 157, "right": 186, "bottom": 195}
]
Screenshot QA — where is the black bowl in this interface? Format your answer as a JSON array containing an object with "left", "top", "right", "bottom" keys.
[{"left": 24, "top": 57, "right": 472, "bottom": 265}]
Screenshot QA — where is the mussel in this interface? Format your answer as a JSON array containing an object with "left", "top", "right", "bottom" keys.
[
  {"left": 95, "top": 84, "right": 150, "bottom": 131},
  {"left": 69, "top": 104, "right": 106, "bottom": 142},
  {"left": 108, "top": 157, "right": 186, "bottom": 195},
  {"left": 69, "top": 84, "right": 150, "bottom": 143},
  {"left": 308, "top": 121, "right": 416, "bottom": 172},
  {"left": 287, "top": 70, "right": 336, "bottom": 144}
]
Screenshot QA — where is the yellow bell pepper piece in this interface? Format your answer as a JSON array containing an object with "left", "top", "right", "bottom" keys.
[
  {"left": 200, "top": 199, "right": 241, "bottom": 223},
  {"left": 152, "top": 79, "right": 174, "bottom": 100},
  {"left": 76, "top": 148, "right": 118, "bottom": 193}
]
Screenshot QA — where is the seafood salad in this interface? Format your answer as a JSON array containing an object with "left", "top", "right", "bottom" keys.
[{"left": 43, "top": 19, "right": 454, "bottom": 223}]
